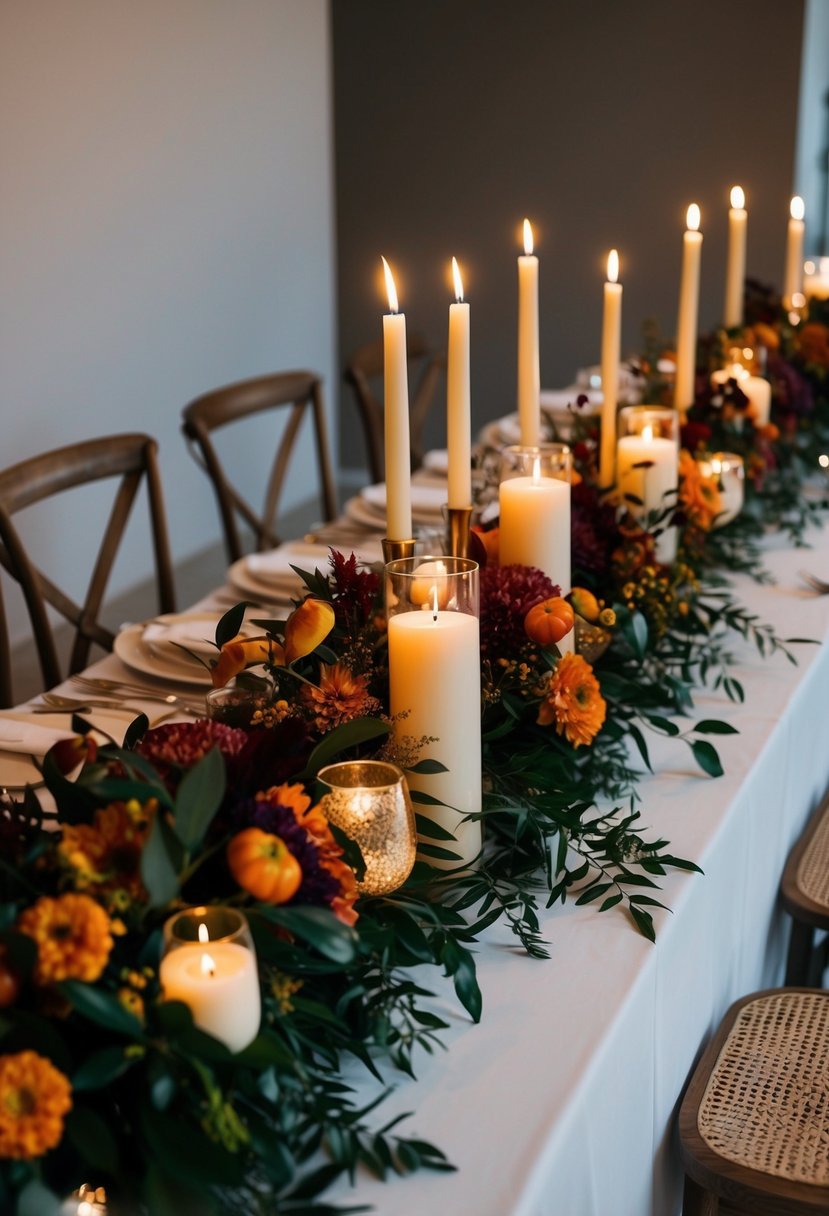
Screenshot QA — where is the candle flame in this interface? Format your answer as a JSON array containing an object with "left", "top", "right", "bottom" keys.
[
  {"left": 730, "top": 185, "right": 745, "bottom": 210},
  {"left": 430, "top": 585, "right": 439, "bottom": 621},
  {"left": 607, "top": 249, "right": 619, "bottom": 284},
  {"left": 381, "top": 256, "right": 399, "bottom": 313},
  {"left": 523, "top": 218, "right": 534, "bottom": 256},
  {"left": 198, "top": 923, "right": 209, "bottom": 943},
  {"left": 642, "top": 424, "right": 654, "bottom": 442},
  {"left": 790, "top": 195, "right": 805, "bottom": 222},
  {"left": 686, "top": 204, "right": 700, "bottom": 232},
  {"left": 200, "top": 950, "right": 216, "bottom": 978},
  {"left": 531, "top": 454, "right": 541, "bottom": 483},
  {"left": 452, "top": 256, "right": 464, "bottom": 302}
]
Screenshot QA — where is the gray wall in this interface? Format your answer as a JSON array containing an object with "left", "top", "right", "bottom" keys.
[
  {"left": 796, "top": 0, "right": 829, "bottom": 254},
  {"left": 333, "top": 0, "right": 806, "bottom": 469},
  {"left": 0, "top": 0, "right": 337, "bottom": 641}
]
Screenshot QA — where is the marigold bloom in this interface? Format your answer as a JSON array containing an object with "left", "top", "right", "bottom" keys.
[
  {"left": 17, "top": 893, "right": 114, "bottom": 984},
  {"left": 301, "top": 662, "right": 381, "bottom": 733},
  {"left": 0, "top": 1050, "right": 72, "bottom": 1159},
  {"left": 537, "top": 652, "right": 606, "bottom": 747},
  {"left": 59, "top": 799, "right": 156, "bottom": 903},
  {"left": 284, "top": 597, "right": 335, "bottom": 664},
  {"left": 212, "top": 637, "right": 281, "bottom": 688},
  {"left": 678, "top": 449, "right": 722, "bottom": 531}
]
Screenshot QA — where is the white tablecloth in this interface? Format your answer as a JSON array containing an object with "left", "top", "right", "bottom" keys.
[{"left": 322, "top": 527, "right": 829, "bottom": 1216}]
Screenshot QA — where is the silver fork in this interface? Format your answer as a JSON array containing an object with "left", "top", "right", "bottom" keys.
[
  {"left": 71, "top": 676, "right": 206, "bottom": 714},
  {"left": 799, "top": 570, "right": 829, "bottom": 594}
]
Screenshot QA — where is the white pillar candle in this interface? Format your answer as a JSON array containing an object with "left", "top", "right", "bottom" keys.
[
  {"left": 160, "top": 928, "right": 261, "bottom": 1054},
  {"left": 711, "top": 365, "right": 772, "bottom": 427},
  {"left": 724, "top": 186, "right": 747, "bottom": 329},
  {"left": 616, "top": 428, "right": 678, "bottom": 563},
  {"left": 674, "top": 203, "right": 703, "bottom": 418},
  {"left": 804, "top": 257, "right": 829, "bottom": 300},
  {"left": 447, "top": 257, "right": 472, "bottom": 509},
  {"left": 599, "top": 248, "right": 622, "bottom": 489},
  {"left": 499, "top": 471, "right": 571, "bottom": 593},
  {"left": 388, "top": 609, "right": 482, "bottom": 868},
  {"left": 517, "top": 219, "right": 541, "bottom": 447},
  {"left": 381, "top": 256, "right": 413, "bottom": 541},
  {"left": 783, "top": 196, "right": 805, "bottom": 308}
]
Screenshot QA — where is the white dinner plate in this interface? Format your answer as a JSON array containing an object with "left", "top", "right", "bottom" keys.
[{"left": 113, "top": 613, "right": 228, "bottom": 687}]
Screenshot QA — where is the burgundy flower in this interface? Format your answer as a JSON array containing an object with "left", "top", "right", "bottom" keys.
[
  {"left": 571, "top": 482, "right": 620, "bottom": 584},
  {"left": 480, "top": 565, "right": 559, "bottom": 658},
  {"left": 767, "top": 351, "right": 814, "bottom": 417},
  {"left": 329, "top": 548, "right": 381, "bottom": 635},
  {"left": 680, "top": 421, "right": 713, "bottom": 453}
]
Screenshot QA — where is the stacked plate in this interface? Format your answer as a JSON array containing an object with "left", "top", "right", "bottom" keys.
[
  {"left": 114, "top": 611, "right": 263, "bottom": 686},
  {"left": 344, "top": 482, "right": 448, "bottom": 530},
  {"left": 227, "top": 540, "right": 383, "bottom": 605}
]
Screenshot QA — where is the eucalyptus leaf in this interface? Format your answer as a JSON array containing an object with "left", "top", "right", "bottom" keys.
[
  {"left": 59, "top": 981, "right": 144, "bottom": 1039},
  {"left": 140, "top": 814, "right": 181, "bottom": 908},
  {"left": 173, "top": 746, "right": 226, "bottom": 851}
]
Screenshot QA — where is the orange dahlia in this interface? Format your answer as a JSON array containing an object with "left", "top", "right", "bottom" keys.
[
  {"left": 59, "top": 798, "right": 156, "bottom": 903},
  {"left": 17, "top": 893, "right": 114, "bottom": 985},
  {"left": 537, "top": 652, "right": 606, "bottom": 747},
  {"left": 0, "top": 1050, "right": 72, "bottom": 1159},
  {"left": 301, "top": 662, "right": 381, "bottom": 733}
]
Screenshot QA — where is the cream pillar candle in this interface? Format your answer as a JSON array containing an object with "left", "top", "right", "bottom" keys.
[
  {"left": 387, "top": 558, "right": 482, "bottom": 869},
  {"left": 724, "top": 186, "right": 747, "bottom": 329},
  {"left": 447, "top": 256, "right": 472, "bottom": 509},
  {"left": 674, "top": 204, "right": 703, "bottom": 418},
  {"left": 783, "top": 197, "right": 805, "bottom": 308},
  {"left": 160, "top": 922, "right": 260, "bottom": 1053},
  {"left": 499, "top": 470, "right": 571, "bottom": 593},
  {"left": 381, "top": 256, "right": 413, "bottom": 542},
  {"left": 616, "top": 408, "right": 679, "bottom": 565},
  {"left": 517, "top": 219, "right": 540, "bottom": 447},
  {"left": 711, "top": 365, "right": 771, "bottom": 427},
  {"left": 599, "top": 249, "right": 622, "bottom": 489}
]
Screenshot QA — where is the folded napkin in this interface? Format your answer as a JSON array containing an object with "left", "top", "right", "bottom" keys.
[
  {"left": 143, "top": 618, "right": 221, "bottom": 659},
  {"left": 247, "top": 543, "right": 380, "bottom": 585},
  {"left": 422, "top": 448, "right": 449, "bottom": 474},
  {"left": 361, "top": 482, "right": 447, "bottom": 515},
  {"left": 0, "top": 718, "right": 75, "bottom": 758}
]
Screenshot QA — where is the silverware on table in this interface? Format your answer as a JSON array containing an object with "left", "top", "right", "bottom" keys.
[
  {"left": 37, "top": 693, "right": 202, "bottom": 718},
  {"left": 70, "top": 677, "right": 206, "bottom": 714}
]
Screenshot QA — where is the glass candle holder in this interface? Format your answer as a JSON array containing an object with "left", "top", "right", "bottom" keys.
[
  {"left": 205, "top": 682, "right": 276, "bottom": 729},
  {"left": 385, "top": 555, "right": 481, "bottom": 869},
  {"left": 710, "top": 354, "right": 771, "bottom": 427},
  {"left": 696, "top": 451, "right": 745, "bottom": 527},
  {"left": 160, "top": 906, "right": 260, "bottom": 1053},
  {"left": 616, "top": 406, "right": 679, "bottom": 564},
  {"left": 498, "top": 443, "right": 572, "bottom": 596},
  {"left": 318, "top": 760, "right": 416, "bottom": 895}
]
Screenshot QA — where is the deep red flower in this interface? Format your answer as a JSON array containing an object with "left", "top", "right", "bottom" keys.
[{"left": 480, "top": 565, "right": 559, "bottom": 658}]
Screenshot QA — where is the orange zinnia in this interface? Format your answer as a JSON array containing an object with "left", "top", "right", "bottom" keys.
[
  {"left": 537, "top": 652, "right": 606, "bottom": 747},
  {"left": 0, "top": 1051, "right": 72, "bottom": 1159},
  {"left": 59, "top": 798, "right": 156, "bottom": 902},
  {"left": 17, "top": 893, "right": 114, "bottom": 985}
]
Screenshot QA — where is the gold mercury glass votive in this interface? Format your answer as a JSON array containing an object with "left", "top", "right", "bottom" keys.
[{"left": 317, "top": 761, "right": 417, "bottom": 896}]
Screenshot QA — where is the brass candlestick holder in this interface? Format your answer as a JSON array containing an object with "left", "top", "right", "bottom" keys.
[
  {"left": 382, "top": 537, "right": 417, "bottom": 563},
  {"left": 447, "top": 506, "right": 473, "bottom": 558}
]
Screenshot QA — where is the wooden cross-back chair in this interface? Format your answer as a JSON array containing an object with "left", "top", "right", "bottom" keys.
[
  {"left": 0, "top": 433, "right": 176, "bottom": 707},
  {"left": 344, "top": 334, "right": 446, "bottom": 483},
  {"left": 181, "top": 370, "right": 338, "bottom": 565}
]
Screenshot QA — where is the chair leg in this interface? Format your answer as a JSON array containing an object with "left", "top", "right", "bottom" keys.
[
  {"left": 784, "top": 919, "right": 814, "bottom": 986},
  {"left": 683, "top": 1175, "right": 717, "bottom": 1215}
]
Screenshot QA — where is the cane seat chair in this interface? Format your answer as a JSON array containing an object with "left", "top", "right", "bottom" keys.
[
  {"left": 344, "top": 334, "right": 445, "bottom": 483},
  {"left": 780, "top": 789, "right": 829, "bottom": 985},
  {"left": 181, "top": 370, "right": 337, "bottom": 565},
  {"left": 0, "top": 433, "right": 176, "bottom": 707},
  {"left": 678, "top": 988, "right": 829, "bottom": 1214}
]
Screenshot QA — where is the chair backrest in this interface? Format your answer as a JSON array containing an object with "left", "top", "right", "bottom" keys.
[
  {"left": 181, "top": 370, "right": 338, "bottom": 564},
  {"left": 0, "top": 433, "right": 176, "bottom": 707},
  {"left": 344, "top": 334, "right": 446, "bottom": 483}
]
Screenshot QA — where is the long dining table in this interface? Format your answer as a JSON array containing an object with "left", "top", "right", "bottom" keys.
[{"left": 7, "top": 462, "right": 829, "bottom": 1216}]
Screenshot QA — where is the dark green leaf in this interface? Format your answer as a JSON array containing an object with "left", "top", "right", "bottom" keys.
[
  {"left": 140, "top": 814, "right": 181, "bottom": 907},
  {"left": 408, "top": 758, "right": 449, "bottom": 774},
  {"left": 216, "top": 602, "right": 247, "bottom": 647},
  {"left": 255, "top": 906, "right": 357, "bottom": 964},
  {"left": 300, "top": 717, "right": 392, "bottom": 777},
  {"left": 124, "top": 713, "right": 150, "bottom": 749},
  {"left": 174, "top": 747, "right": 225, "bottom": 851},
  {"left": 73, "top": 1045, "right": 139, "bottom": 1090},
  {"left": 691, "top": 739, "right": 724, "bottom": 777},
  {"left": 59, "top": 981, "right": 144, "bottom": 1038},
  {"left": 65, "top": 1104, "right": 120, "bottom": 1172},
  {"left": 692, "top": 719, "right": 739, "bottom": 735}
]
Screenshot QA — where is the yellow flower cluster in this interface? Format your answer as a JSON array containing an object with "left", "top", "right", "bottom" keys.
[{"left": 0, "top": 1050, "right": 72, "bottom": 1159}]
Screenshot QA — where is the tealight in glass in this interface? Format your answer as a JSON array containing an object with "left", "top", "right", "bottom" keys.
[
  {"left": 616, "top": 406, "right": 679, "bottom": 564},
  {"left": 160, "top": 906, "right": 260, "bottom": 1053},
  {"left": 318, "top": 760, "right": 416, "bottom": 895},
  {"left": 696, "top": 451, "right": 745, "bottom": 527}
]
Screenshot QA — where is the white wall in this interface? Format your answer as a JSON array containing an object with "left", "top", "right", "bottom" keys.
[
  {"left": 795, "top": 0, "right": 829, "bottom": 253},
  {"left": 0, "top": 0, "right": 337, "bottom": 639}
]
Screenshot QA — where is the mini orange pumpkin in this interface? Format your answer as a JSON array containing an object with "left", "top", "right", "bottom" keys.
[
  {"left": 524, "top": 596, "right": 574, "bottom": 647},
  {"left": 227, "top": 828, "right": 303, "bottom": 904}
]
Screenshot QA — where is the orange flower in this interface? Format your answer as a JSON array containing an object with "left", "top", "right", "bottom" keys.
[
  {"left": 537, "top": 652, "right": 606, "bottom": 747},
  {"left": 17, "top": 893, "right": 113, "bottom": 984},
  {"left": 59, "top": 798, "right": 156, "bottom": 903},
  {"left": 301, "top": 662, "right": 381, "bottom": 733},
  {"left": 212, "top": 636, "right": 281, "bottom": 688},
  {"left": 284, "top": 598, "right": 335, "bottom": 664},
  {"left": 678, "top": 449, "right": 721, "bottom": 531},
  {"left": 0, "top": 1051, "right": 72, "bottom": 1159},
  {"left": 758, "top": 422, "right": 780, "bottom": 443}
]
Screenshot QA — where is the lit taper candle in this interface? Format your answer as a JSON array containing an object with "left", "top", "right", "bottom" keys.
[
  {"left": 517, "top": 219, "right": 540, "bottom": 447},
  {"left": 724, "top": 186, "right": 747, "bottom": 329},
  {"left": 381, "top": 256, "right": 413, "bottom": 542},
  {"left": 674, "top": 203, "right": 703, "bottom": 418},
  {"left": 447, "top": 256, "right": 472, "bottom": 509},
  {"left": 784, "top": 196, "right": 805, "bottom": 308},
  {"left": 599, "top": 248, "right": 622, "bottom": 488}
]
